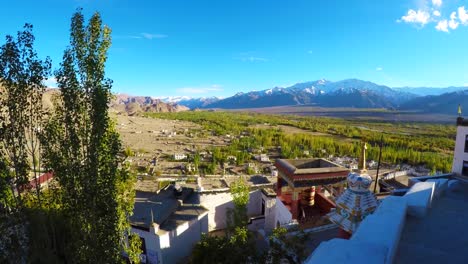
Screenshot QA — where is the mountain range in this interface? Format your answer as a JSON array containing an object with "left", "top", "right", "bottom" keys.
[
  {"left": 160, "top": 79, "right": 467, "bottom": 114},
  {"left": 41, "top": 90, "right": 189, "bottom": 116},
  {"left": 111, "top": 94, "right": 189, "bottom": 115}
]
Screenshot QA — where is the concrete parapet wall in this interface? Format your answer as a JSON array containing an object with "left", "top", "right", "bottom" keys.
[{"left": 306, "top": 174, "right": 453, "bottom": 264}]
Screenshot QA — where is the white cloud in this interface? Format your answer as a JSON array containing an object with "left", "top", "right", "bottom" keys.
[
  {"left": 141, "top": 33, "right": 168, "bottom": 39},
  {"left": 243, "top": 56, "right": 267, "bottom": 62},
  {"left": 449, "top": 12, "right": 459, "bottom": 29},
  {"left": 400, "top": 9, "right": 430, "bottom": 25},
  {"left": 399, "top": 3, "right": 468, "bottom": 32},
  {"left": 458, "top": 6, "right": 468, "bottom": 24},
  {"left": 177, "top": 85, "right": 223, "bottom": 94},
  {"left": 236, "top": 52, "right": 268, "bottom": 62},
  {"left": 432, "top": 0, "right": 442, "bottom": 8},
  {"left": 116, "top": 33, "right": 168, "bottom": 40},
  {"left": 376, "top": 67, "right": 383, "bottom": 71},
  {"left": 435, "top": 19, "right": 449, "bottom": 32},
  {"left": 43, "top": 77, "right": 57, "bottom": 88},
  {"left": 449, "top": 19, "right": 459, "bottom": 30},
  {"left": 450, "top": 11, "right": 457, "bottom": 20}
]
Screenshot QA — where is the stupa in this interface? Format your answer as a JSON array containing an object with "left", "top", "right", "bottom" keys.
[{"left": 327, "top": 142, "right": 379, "bottom": 237}]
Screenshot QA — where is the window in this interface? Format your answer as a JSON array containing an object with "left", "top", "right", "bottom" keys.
[
  {"left": 465, "top": 135, "right": 468, "bottom": 153},
  {"left": 261, "top": 199, "right": 265, "bottom": 215},
  {"left": 463, "top": 161, "right": 468, "bottom": 176}
]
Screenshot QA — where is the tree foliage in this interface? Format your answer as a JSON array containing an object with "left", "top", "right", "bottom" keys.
[
  {"left": 148, "top": 111, "right": 455, "bottom": 172},
  {"left": 267, "top": 227, "right": 310, "bottom": 263},
  {"left": 0, "top": 23, "right": 51, "bottom": 209},
  {"left": 0, "top": 24, "right": 51, "bottom": 263},
  {"left": 227, "top": 178, "right": 249, "bottom": 230},
  {"left": 192, "top": 178, "right": 258, "bottom": 263},
  {"left": 39, "top": 10, "right": 139, "bottom": 262}
]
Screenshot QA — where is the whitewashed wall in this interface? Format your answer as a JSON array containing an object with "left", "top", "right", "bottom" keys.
[
  {"left": 159, "top": 213, "right": 209, "bottom": 264},
  {"left": 452, "top": 126, "right": 468, "bottom": 175},
  {"left": 262, "top": 193, "right": 278, "bottom": 232},
  {"left": 131, "top": 212, "right": 208, "bottom": 264},
  {"left": 275, "top": 197, "right": 292, "bottom": 226},
  {"left": 199, "top": 190, "right": 265, "bottom": 230},
  {"left": 131, "top": 226, "right": 160, "bottom": 264}
]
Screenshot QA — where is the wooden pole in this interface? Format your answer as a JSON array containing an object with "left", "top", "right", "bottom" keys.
[{"left": 374, "top": 134, "right": 384, "bottom": 194}]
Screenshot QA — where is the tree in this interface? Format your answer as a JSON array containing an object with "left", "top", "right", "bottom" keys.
[
  {"left": 226, "top": 178, "right": 249, "bottom": 231},
  {"left": 0, "top": 23, "right": 52, "bottom": 264},
  {"left": 0, "top": 24, "right": 51, "bottom": 209},
  {"left": 191, "top": 178, "right": 258, "bottom": 263},
  {"left": 127, "top": 233, "right": 143, "bottom": 264},
  {"left": 266, "top": 227, "right": 310, "bottom": 264},
  {"left": 41, "top": 10, "right": 139, "bottom": 262}
]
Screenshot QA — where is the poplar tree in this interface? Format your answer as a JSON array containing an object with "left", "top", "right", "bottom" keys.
[
  {"left": 41, "top": 10, "right": 138, "bottom": 262},
  {"left": 0, "top": 24, "right": 51, "bottom": 210}
]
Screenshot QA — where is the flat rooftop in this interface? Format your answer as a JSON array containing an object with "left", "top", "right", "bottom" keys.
[
  {"left": 131, "top": 187, "right": 206, "bottom": 231},
  {"left": 159, "top": 204, "right": 207, "bottom": 231},
  {"left": 276, "top": 158, "right": 349, "bottom": 175},
  {"left": 395, "top": 180, "right": 468, "bottom": 263},
  {"left": 276, "top": 158, "right": 349, "bottom": 187}
]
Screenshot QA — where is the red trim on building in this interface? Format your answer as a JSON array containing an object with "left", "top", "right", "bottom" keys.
[
  {"left": 18, "top": 172, "right": 54, "bottom": 193},
  {"left": 29, "top": 172, "right": 54, "bottom": 188},
  {"left": 275, "top": 161, "right": 348, "bottom": 182}
]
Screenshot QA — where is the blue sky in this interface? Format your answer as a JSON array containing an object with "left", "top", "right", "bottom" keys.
[{"left": 1, "top": 0, "right": 468, "bottom": 97}]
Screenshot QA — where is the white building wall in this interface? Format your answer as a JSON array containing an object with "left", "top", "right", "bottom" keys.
[
  {"left": 130, "top": 226, "right": 161, "bottom": 264},
  {"left": 247, "top": 190, "right": 263, "bottom": 216},
  {"left": 159, "top": 213, "right": 209, "bottom": 264},
  {"left": 452, "top": 125, "right": 468, "bottom": 175},
  {"left": 199, "top": 190, "right": 265, "bottom": 230},
  {"left": 262, "top": 193, "right": 278, "bottom": 232},
  {"left": 131, "top": 212, "right": 208, "bottom": 264},
  {"left": 275, "top": 197, "right": 293, "bottom": 226}
]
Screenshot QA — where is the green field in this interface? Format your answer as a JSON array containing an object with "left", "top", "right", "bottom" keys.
[{"left": 145, "top": 111, "right": 456, "bottom": 173}]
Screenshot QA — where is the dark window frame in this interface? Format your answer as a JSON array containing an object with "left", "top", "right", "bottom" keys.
[
  {"left": 261, "top": 199, "right": 265, "bottom": 215},
  {"left": 463, "top": 161, "right": 468, "bottom": 176},
  {"left": 465, "top": 135, "right": 468, "bottom": 153}
]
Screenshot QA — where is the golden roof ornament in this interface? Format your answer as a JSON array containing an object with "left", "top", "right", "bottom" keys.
[
  {"left": 358, "top": 142, "right": 367, "bottom": 173},
  {"left": 458, "top": 104, "right": 462, "bottom": 117}
]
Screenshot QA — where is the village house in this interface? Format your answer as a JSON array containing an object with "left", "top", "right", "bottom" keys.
[
  {"left": 226, "top": 155, "right": 237, "bottom": 162},
  {"left": 173, "top": 153, "right": 187, "bottom": 161},
  {"left": 257, "top": 153, "right": 270, "bottom": 163},
  {"left": 130, "top": 187, "right": 208, "bottom": 264}
]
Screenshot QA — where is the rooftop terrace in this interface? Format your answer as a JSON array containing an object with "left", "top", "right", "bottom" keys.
[
  {"left": 131, "top": 187, "right": 207, "bottom": 232},
  {"left": 395, "top": 180, "right": 468, "bottom": 263},
  {"left": 306, "top": 174, "right": 468, "bottom": 264},
  {"left": 276, "top": 158, "right": 349, "bottom": 175},
  {"left": 275, "top": 158, "right": 349, "bottom": 187}
]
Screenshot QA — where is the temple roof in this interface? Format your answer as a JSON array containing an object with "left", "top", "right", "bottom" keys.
[
  {"left": 276, "top": 158, "right": 349, "bottom": 175},
  {"left": 276, "top": 158, "right": 349, "bottom": 187}
]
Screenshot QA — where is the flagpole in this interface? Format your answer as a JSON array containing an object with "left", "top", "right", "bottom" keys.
[{"left": 374, "top": 134, "right": 384, "bottom": 194}]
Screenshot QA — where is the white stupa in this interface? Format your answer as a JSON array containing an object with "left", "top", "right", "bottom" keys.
[{"left": 327, "top": 142, "right": 379, "bottom": 234}]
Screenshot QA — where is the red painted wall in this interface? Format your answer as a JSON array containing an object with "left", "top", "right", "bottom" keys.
[{"left": 314, "top": 192, "right": 336, "bottom": 213}]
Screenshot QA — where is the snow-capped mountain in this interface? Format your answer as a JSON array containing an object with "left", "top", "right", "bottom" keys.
[
  {"left": 170, "top": 79, "right": 468, "bottom": 113},
  {"left": 156, "top": 96, "right": 192, "bottom": 103},
  {"left": 195, "top": 79, "right": 416, "bottom": 109}
]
